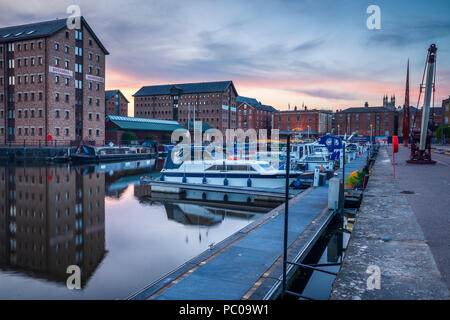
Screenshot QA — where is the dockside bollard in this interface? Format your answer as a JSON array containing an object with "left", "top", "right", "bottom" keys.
[
  {"left": 328, "top": 177, "right": 344, "bottom": 210},
  {"left": 313, "top": 167, "right": 320, "bottom": 187}
]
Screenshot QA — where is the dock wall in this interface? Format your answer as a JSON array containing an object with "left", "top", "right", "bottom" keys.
[{"left": 330, "top": 146, "right": 449, "bottom": 299}]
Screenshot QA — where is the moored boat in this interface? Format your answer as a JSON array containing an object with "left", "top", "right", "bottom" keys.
[
  {"left": 160, "top": 151, "right": 302, "bottom": 189},
  {"left": 71, "top": 145, "right": 157, "bottom": 163}
]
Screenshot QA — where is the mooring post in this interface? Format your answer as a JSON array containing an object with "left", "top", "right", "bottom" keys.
[
  {"left": 342, "top": 145, "right": 346, "bottom": 183},
  {"left": 282, "top": 134, "right": 290, "bottom": 292}
]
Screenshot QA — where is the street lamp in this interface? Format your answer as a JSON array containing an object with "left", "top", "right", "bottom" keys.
[{"left": 337, "top": 124, "right": 340, "bottom": 136}]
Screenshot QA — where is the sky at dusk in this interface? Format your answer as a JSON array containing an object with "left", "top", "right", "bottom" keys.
[{"left": 1, "top": 0, "right": 449, "bottom": 116}]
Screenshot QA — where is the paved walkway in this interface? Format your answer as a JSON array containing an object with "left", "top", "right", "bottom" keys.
[
  {"left": 388, "top": 145, "right": 450, "bottom": 288},
  {"left": 331, "top": 146, "right": 449, "bottom": 299}
]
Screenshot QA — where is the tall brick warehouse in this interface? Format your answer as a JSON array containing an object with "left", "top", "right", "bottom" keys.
[
  {"left": 133, "top": 81, "right": 238, "bottom": 132},
  {"left": 0, "top": 17, "right": 108, "bottom": 146},
  {"left": 105, "top": 89, "right": 129, "bottom": 117}
]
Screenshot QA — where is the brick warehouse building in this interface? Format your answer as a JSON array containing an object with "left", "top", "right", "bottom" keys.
[
  {"left": 236, "top": 96, "right": 277, "bottom": 131},
  {"left": 334, "top": 100, "right": 398, "bottom": 137},
  {"left": 274, "top": 107, "right": 333, "bottom": 135},
  {"left": 0, "top": 17, "right": 108, "bottom": 146},
  {"left": 133, "top": 81, "right": 238, "bottom": 132},
  {"left": 105, "top": 89, "right": 129, "bottom": 117}
]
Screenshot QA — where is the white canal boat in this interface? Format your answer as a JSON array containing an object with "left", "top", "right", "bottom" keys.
[{"left": 160, "top": 157, "right": 302, "bottom": 189}]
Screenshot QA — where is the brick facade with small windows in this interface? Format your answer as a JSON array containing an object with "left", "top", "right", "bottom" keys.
[
  {"left": 274, "top": 108, "right": 333, "bottom": 135},
  {"left": 334, "top": 103, "right": 398, "bottom": 137},
  {"left": 105, "top": 90, "right": 129, "bottom": 116},
  {"left": 0, "top": 17, "right": 108, "bottom": 146},
  {"left": 133, "top": 81, "right": 238, "bottom": 132},
  {"left": 235, "top": 96, "right": 277, "bottom": 132}
]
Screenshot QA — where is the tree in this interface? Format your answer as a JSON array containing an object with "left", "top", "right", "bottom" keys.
[
  {"left": 436, "top": 126, "right": 450, "bottom": 143},
  {"left": 146, "top": 135, "right": 156, "bottom": 141},
  {"left": 121, "top": 131, "right": 137, "bottom": 145},
  {"left": 162, "top": 133, "right": 172, "bottom": 145}
]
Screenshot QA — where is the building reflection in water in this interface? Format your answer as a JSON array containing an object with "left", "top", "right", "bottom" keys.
[
  {"left": 0, "top": 166, "right": 106, "bottom": 288},
  {"left": 134, "top": 184, "right": 273, "bottom": 245}
]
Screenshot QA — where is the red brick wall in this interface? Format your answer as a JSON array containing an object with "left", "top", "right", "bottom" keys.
[
  {"left": 274, "top": 111, "right": 319, "bottom": 133},
  {"left": 134, "top": 86, "right": 237, "bottom": 131},
  {"left": 236, "top": 102, "right": 273, "bottom": 131},
  {"left": 0, "top": 22, "right": 106, "bottom": 146},
  {"left": 82, "top": 25, "right": 105, "bottom": 145},
  {"left": 105, "top": 92, "right": 128, "bottom": 116},
  {"left": 335, "top": 110, "right": 396, "bottom": 136}
]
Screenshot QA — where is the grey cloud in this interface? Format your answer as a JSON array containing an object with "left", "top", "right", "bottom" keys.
[{"left": 291, "top": 88, "right": 357, "bottom": 100}]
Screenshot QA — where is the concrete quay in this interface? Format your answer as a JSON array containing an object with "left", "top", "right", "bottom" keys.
[{"left": 331, "top": 145, "right": 449, "bottom": 300}]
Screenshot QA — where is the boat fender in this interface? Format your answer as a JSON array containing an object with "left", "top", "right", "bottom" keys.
[
  {"left": 202, "top": 192, "right": 207, "bottom": 200},
  {"left": 223, "top": 194, "right": 229, "bottom": 202},
  {"left": 224, "top": 178, "right": 228, "bottom": 186},
  {"left": 160, "top": 174, "right": 165, "bottom": 181},
  {"left": 293, "top": 178, "right": 302, "bottom": 189},
  {"left": 247, "top": 178, "right": 252, "bottom": 187},
  {"left": 182, "top": 176, "right": 187, "bottom": 183},
  {"left": 202, "top": 177, "right": 207, "bottom": 184}
]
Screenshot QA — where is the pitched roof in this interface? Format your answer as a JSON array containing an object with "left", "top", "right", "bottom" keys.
[
  {"left": 261, "top": 104, "right": 278, "bottom": 112},
  {"left": 0, "top": 16, "right": 109, "bottom": 54},
  {"left": 338, "top": 106, "right": 395, "bottom": 113},
  {"left": 133, "top": 81, "right": 236, "bottom": 97},
  {"left": 106, "top": 115, "right": 184, "bottom": 132},
  {"left": 236, "top": 96, "right": 277, "bottom": 112},
  {"left": 105, "top": 90, "right": 130, "bottom": 103}
]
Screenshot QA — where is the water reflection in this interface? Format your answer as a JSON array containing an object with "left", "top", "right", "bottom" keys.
[
  {"left": 281, "top": 215, "right": 351, "bottom": 300},
  {"left": 0, "top": 166, "right": 106, "bottom": 288},
  {"left": 0, "top": 158, "right": 275, "bottom": 299}
]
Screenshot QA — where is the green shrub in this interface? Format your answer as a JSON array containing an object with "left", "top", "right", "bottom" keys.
[
  {"left": 162, "top": 133, "right": 172, "bottom": 144},
  {"left": 121, "top": 131, "right": 137, "bottom": 145}
]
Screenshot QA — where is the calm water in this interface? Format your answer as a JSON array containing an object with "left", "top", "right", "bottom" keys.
[{"left": 0, "top": 159, "right": 276, "bottom": 299}]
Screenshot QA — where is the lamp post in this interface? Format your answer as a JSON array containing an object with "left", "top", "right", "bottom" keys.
[{"left": 337, "top": 124, "right": 340, "bottom": 137}]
